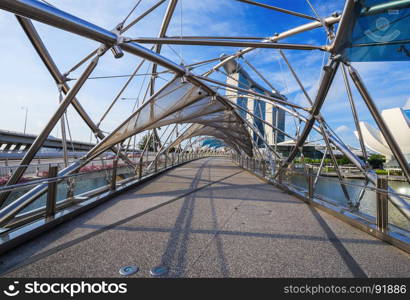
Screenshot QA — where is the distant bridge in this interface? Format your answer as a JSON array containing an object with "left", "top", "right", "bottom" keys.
[{"left": 0, "top": 130, "right": 95, "bottom": 153}]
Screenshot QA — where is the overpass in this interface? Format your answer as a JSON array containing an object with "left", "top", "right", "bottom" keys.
[{"left": 0, "top": 129, "right": 95, "bottom": 153}]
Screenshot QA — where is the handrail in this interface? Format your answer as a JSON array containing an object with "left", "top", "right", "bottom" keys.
[
  {"left": 229, "top": 153, "right": 410, "bottom": 236},
  {"left": 0, "top": 152, "right": 227, "bottom": 229}
]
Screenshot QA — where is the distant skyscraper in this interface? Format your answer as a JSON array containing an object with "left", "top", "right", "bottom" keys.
[{"left": 221, "top": 56, "right": 286, "bottom": 147}]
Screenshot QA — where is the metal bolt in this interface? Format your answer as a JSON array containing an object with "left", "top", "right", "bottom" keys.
[
  {"left": 150, "top": 265, "right": 169, "bottom": 277},
  {"left": 119, "top": 265, "right": 139, "bottom": 276}
]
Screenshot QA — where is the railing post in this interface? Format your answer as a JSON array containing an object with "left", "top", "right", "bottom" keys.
[
  {"left": 376, "top": 175, "right": 389, "bottom": 233},
  {"left": 308, "top": 166, "right": 314, "bottom": 201},
  {"left": 164, "top": 153, "right": 167, "bottom": 168},
  {"left": 110, "top": 158, "right": 118, "bottom": 191},
  {"left": 277, "top": 161, "right": 283, "bottom": 184},
  {"left": 154, "top": 156, "right": 158, "bottom": 173},
  {"left": 262, "top": 160, "right": 266, "bottom": 177},
  {"left": 45, "top": 165, "right": 58, "bottom": 218},
  {"left": 138, "top": 157, "right": 143, "bottom": 180}
]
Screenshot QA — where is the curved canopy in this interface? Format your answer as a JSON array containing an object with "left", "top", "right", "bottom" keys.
[{"left": 86, "top": 76, "right": 254, "bottom": 159}]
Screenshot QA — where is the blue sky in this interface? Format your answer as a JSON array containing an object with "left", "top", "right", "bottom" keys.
[{"left": 0, "top": 0, "right": 409, "bottom": 147}]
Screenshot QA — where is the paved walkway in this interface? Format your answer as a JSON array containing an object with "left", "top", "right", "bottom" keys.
[{"left": 0, "top": 158, "right": 408, "bottom": 277}]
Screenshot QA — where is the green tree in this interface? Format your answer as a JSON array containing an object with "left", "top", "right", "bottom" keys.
[
  {"left": 337, "top": 155, "right": 350, "bottom": 165},
  {"left": 367, "top": 154, "right": 386, "bottom": 169},
  {"left": 138, "top": 133, "right": 155, "bottom": 151}
]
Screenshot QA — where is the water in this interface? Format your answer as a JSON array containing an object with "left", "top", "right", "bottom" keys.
[
  {"left": 288, "top": 175, "right": 410, "bottom": 232},
  {"left": 3, "top": 165, "right": 409, "bottom": 233},
  {"left": 2, "top": 167, "right": 135, "bottom": 214}
]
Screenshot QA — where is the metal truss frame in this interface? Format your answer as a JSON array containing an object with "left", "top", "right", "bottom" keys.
[{"left": 0, "top": 0, "right": 408, "bottom": 230}]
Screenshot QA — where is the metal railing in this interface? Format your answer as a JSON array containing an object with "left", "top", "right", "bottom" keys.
[
  {"left": 0, "top": 152, "right": 225, "bottom": 232},
  {"left": 230, "top": 153, "right": 410, "bottom": 252}
]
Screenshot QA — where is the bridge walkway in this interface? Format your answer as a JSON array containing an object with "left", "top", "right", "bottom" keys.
[{"left": 0, "top": 158, "right": 408, "bottom": 277}]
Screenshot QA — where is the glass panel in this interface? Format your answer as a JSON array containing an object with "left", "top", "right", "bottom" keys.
[
  {"left": 388, "top": 200, "right": 410, "bottom": 232},
  {"left": 388, "top": 180, "right": 410, "bottom": 232}
]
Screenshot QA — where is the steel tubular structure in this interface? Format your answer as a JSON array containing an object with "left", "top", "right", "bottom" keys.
[{"left": 0, "top": 0, "right": 409, "bottom": 250}]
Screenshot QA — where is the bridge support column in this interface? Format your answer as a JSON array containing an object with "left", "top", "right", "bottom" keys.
[
  {"left": 376, "top": 176, "right": 389, "bottom": 233},
  {"left": 3, "top": 144, "right": 12, "bottom": 151}
]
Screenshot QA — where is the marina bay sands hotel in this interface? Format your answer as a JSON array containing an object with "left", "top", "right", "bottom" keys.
[{"left": 221, "top": 56, "right": 286, "bottom": 148}]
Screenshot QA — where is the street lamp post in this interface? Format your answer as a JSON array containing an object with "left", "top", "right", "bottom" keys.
[{"left": 21, "top": 106, "right": 28, "bottom": 134}]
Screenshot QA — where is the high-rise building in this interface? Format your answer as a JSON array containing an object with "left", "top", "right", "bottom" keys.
[{"left": 221, "top": 56, "right": 286, "bottom": 147}]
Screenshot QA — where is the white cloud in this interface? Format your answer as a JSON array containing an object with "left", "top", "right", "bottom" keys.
[{"left": 335, "top": 125, "right": 350, "bottom": 134}]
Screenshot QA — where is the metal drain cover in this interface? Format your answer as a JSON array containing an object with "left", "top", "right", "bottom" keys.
[
  {"left": 150, "top": 266, "right": 169, "bottom": 277},
  {"left": 119, "top": 265, "right": 139, "bottom": 276}
]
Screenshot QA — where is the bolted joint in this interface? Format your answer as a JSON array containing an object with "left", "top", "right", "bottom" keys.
[
  {"left": 184, "top": 68, "right": 193, "bottom": 78},
  {"left": 180, "top": 76, "right": 188, "bottom": 84},
  {"left": 97, "top": 44, "right": 108, "bottom": 57},
  {"left": 57, "top": 83, "right": 64, "bottom": 92},
  {"left": 332, "top": 11, "right": 341, "bottom": 18},
  {"left": 332, "top": 54, "right": 343, "bottom": 62},
  {"left": 110, "top": 44, "right": 124, "bottom": 59}
]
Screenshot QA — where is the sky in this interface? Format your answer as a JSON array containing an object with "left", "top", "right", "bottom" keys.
[{"left": 0, "top": 0, "right": 409, "bottom": 148}]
